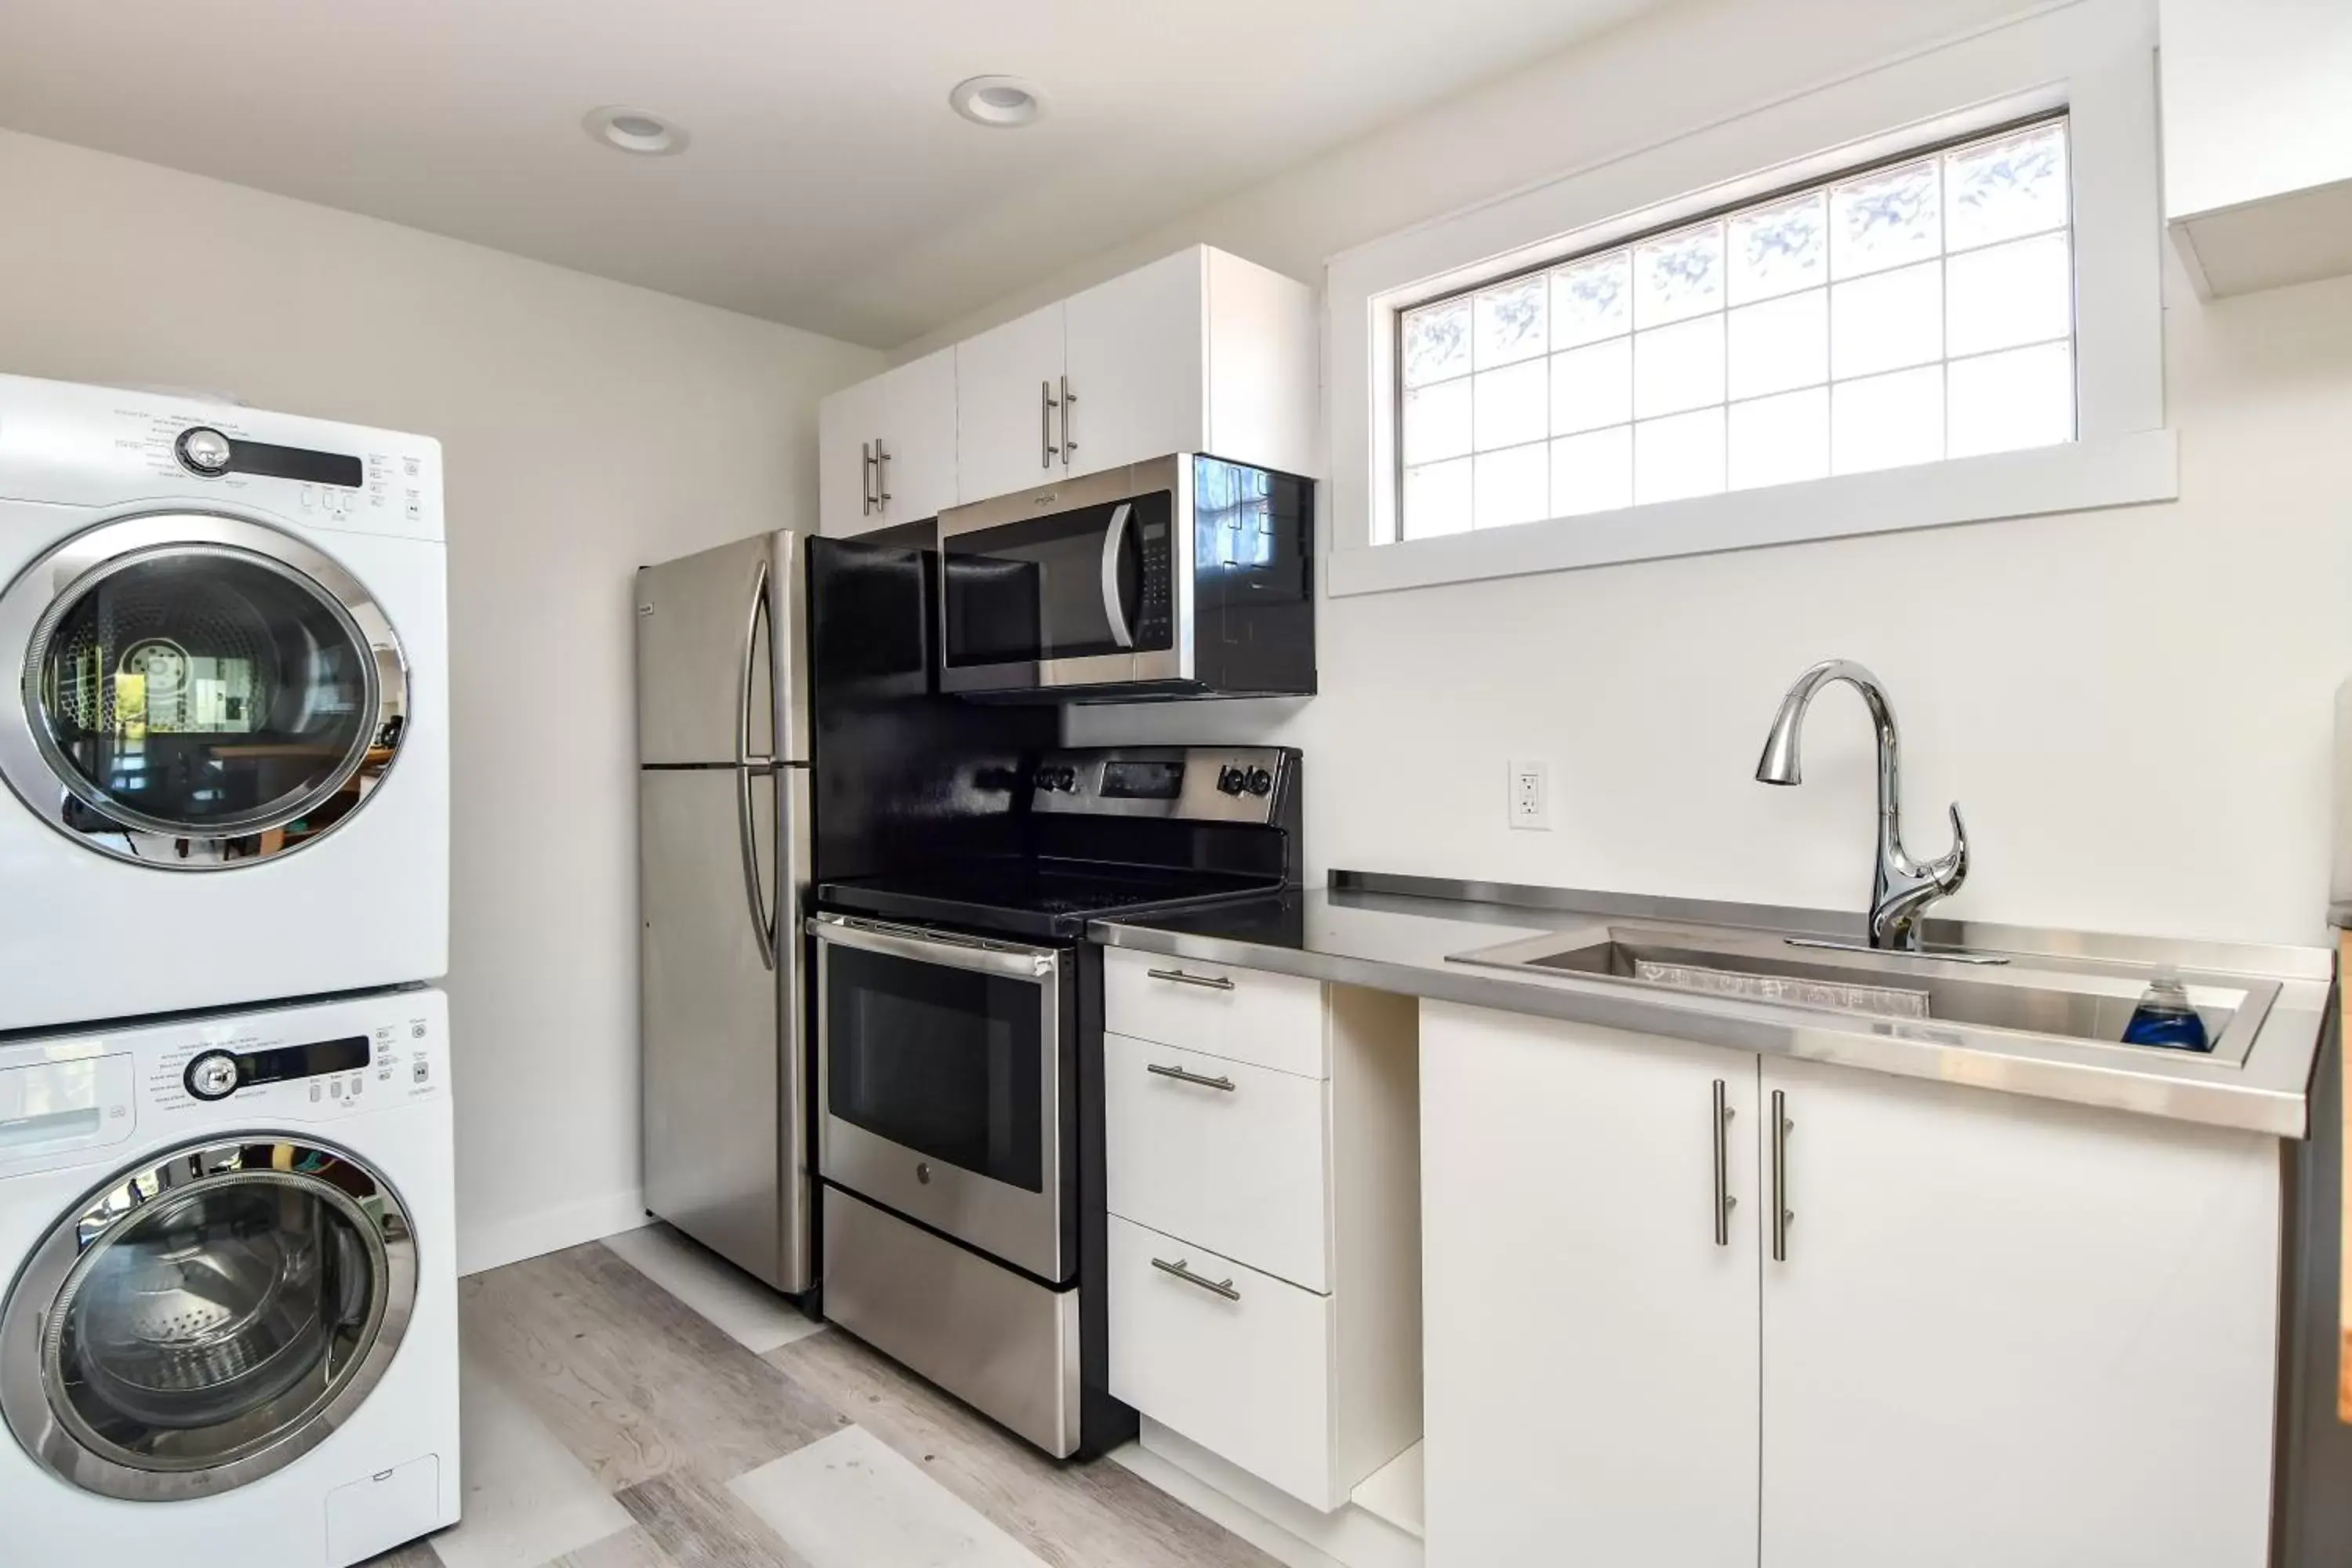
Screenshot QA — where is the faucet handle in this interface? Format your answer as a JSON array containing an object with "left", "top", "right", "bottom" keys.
[{"left": 1934, "top": 802, "right": 1969, "bottom": 891}]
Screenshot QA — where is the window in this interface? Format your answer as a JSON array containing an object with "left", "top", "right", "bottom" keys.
[{"left": 1394, "top": 118, "right": 2076, "bottom": 542}]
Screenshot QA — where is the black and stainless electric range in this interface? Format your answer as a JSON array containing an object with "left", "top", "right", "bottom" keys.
[{"left": 807, "top": 744, "right": 1300, "bottom": 1459}]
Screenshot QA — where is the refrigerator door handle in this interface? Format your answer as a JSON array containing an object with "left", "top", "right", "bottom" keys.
[{"left": 736, "top": 560, "right": 779, "bottom": 971}]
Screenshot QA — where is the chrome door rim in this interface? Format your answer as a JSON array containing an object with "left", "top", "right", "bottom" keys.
[
  {"left": 0, "top": 1135, "right": 420, "bottom": 1502},
  {"left": 0, "top": 511, "right": 412, "bottom": 869}
]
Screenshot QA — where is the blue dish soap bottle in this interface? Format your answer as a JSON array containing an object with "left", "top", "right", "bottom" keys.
[{"left": 2122, "top": 966, "right": 2210, "bottom": 1051}]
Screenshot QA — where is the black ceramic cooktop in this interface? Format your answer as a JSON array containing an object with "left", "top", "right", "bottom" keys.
[{"left": 817, "top": 860, "right": 1283, "bottom": 941}]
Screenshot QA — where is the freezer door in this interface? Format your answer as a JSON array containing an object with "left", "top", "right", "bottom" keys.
[
  {"left": 639, "top": 764, "right": 812, "bottom": 1292},
  {"left": 635, "top": 532, "right": 808, "bottom": 765}
]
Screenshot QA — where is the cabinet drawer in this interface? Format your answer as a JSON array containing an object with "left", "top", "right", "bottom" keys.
[
  {"left": 1105, "top": 1033, "right": 1329, "bottom": 1290},
  {"left": 1106, "top": 1216, "right": 1337, "bottom": 1509},
  {"left": 1103, "top": 949, "right": 1325, "bottom": 1077}
]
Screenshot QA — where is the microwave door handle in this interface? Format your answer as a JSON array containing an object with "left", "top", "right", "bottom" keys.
[{"left": 1099, "top": 501, "right": 1135, "bottom": 649}]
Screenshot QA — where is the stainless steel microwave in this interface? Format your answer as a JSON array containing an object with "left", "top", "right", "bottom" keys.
[{"left": 935, "top": 453, "right": 1314, "bottom": 701}]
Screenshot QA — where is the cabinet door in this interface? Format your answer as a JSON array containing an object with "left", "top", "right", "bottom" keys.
[
  {"left": 1759, "top": 1057, "right": 2281, "bottom": 1568},
  {"left": 1062, "top": 248, "right": 1206, "bottom": 481},
  {"left": 817, "top": 375, "right": 884, "bottom": 536},
  {"left": 955, "top": 302, "right": 1064, "bottom": 504},
  {"left": 1420, "top": 1002, "right": 1760, "bottom": 1566},
  {"left": 872, "top": 347, "right": 958, "bottom": 524}
]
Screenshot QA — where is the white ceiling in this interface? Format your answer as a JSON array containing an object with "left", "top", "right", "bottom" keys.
[{"left": 0, "top": 0, "right": 1663, "bottom": 347}]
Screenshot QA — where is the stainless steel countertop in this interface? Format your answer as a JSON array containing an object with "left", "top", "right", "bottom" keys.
[{"left": 1089, "top": 871, "right": 2338, "bottom": 1140}]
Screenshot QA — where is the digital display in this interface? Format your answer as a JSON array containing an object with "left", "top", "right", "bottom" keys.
[
  {"left": 229, "top": 437, "right": 365, "bottom": 489},
  {"left": 239, "top": 1035, "right": 372, "bottom": 1087},
  {"left": 1101, "top": 760, "right": 1185, "bottom": 800}
]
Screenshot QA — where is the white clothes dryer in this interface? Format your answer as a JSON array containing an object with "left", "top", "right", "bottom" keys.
[
  {"left": 0, "top": 986, "right": 459, "bottom": 1566},
  {"left": 0, "top": 373, "right": 447, "bottom": 1030}
]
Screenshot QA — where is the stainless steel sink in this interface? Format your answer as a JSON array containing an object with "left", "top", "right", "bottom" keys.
[{"left": 1446, "top": 924, "right": 2275, "bottom": 1065}]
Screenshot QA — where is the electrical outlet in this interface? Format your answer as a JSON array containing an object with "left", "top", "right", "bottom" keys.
[{"left": 1508, "top": 758, "right": 1551, "bottom": 830}]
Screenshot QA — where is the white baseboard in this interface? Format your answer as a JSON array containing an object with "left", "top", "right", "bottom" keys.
[
  {"left": 1111, "top": 1419, "right": 1423, "bottom": 1568},
  {"left": 457, "top": 1189, "right": 650, "bottom": 1276}
]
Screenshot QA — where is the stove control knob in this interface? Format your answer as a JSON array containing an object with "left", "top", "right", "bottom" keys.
[
  {"left": 1054, "top": 767, "right": 1079, "bottom": 793},
  {"left": 1033, "top": 767, "right": 1055, "bottom": 793},
  {"left": 175, "top": 426, "right": 234, "bottom": 477},
  {"left": 1245, "top": 766, "right": 1274, "bottom": 797},
  {"left": 185, "top": 1051, "right": 241, "bottom": 1102},
  {"left": 1215, "top": 765, "right": 1246, "bottom": 795}
]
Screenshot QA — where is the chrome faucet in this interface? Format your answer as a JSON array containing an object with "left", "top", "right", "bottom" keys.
[{"left": 1755, "top": 659, "right": 1968, "bottom": 952}]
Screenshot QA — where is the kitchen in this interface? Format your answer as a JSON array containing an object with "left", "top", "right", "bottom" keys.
[{"left": 0, "top": 0, "right": 2348, "bottom": 1563}]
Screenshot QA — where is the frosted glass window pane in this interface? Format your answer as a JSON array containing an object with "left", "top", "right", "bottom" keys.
[
  {"left": 1831, "top": 159, "right": 1940, "bottom": 279},
  {"left": 1730, "top": 192, "right": 1827, "bottom": 305},
  {"left": 1551, "top": 426, "right": 1632, "bottom": 517},
  {"left": 1728, "top": 388, "right": 1830, "bottom": 492},
  {"left": 1402, "top": 378, "right": 1472, "bottom": 464},
  {"left": 1635, "top": 222, "right": 1725, "bottom": 328},
  {"left": 1634, "top": 408, "right": 1727, "bottom": 504},
  {"left": 1633, "top": 315, "right": 1726, "bottom": 419},
  {"left": 1475, "top": 444, "right": 1551, "bottom": 529},
  {"left": 1402, "top": 299, "right": 1470, "bottom": 388},
  {"left": 1402, "top": 457, "right": 1473, "bottom": 538},
  {"left": 1473, "top": 361, "right": 1548, "bottom": 451},
  {"left": 1475, "top": 277, "right": 1547, "bottom": 368},
  {"left": 1945, "top": 233, "right": 2071, "bottom": 358},
  {"left": 1551, "top": 337, "right": 1632, "bottom": 436},
  {"left": 1830, "top": 260, "right": 1942, "bottom": 380},
  {"left": 1946, "top": 122, "right": 2069, "bottom": 252},
  {"left": 1726, "top": 289, "right": 1828, "bottom": 401},
  {"left": 1948, "top": 342, "right": 2074, "bottom": 458},
  {"left": 1552, "top": 252, "right": 1632, "bottom": 350},
  {"left": 1831, "top": 365, "right": 1943, "bottom": 475}
]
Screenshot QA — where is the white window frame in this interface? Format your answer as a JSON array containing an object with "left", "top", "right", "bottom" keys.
[{"left": 1326, "top": 0, "right": 2175, "bottom": 599}]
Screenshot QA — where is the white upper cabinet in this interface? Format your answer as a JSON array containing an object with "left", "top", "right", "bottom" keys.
[
  {"left": 816, "top": 347, "right": 956, "bottom": 535},
  {"left": 2161, "top": 0, "right": 2352, "bottom": 297},
  {"left": 1061, "top": 249, "right": 1208, "bottom": 481},
  {"left": 953, "top": 302, "right": 1068, "bottom": 506}
]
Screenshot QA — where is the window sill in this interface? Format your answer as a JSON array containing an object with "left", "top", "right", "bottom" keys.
[{"left": 1325, "top": 428, "right": 2178, "bottom": 599}]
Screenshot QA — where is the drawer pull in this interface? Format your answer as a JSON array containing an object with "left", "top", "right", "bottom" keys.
[
  {"left": 1147, "top": 967, "right": 1235, "bottom": 991},
  {"left": 1151, "top": 1255, "right": 1240, "bottom": 1301},
  {"left": 1146, "top": 1062, "right": 1236, "bottom": 1092}
]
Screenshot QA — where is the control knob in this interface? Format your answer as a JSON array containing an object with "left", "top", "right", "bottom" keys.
[
  {"left": 175, "top": 426, "right": 234, "bottom": 477},
  {"left": 1244, "top": 766, "right": 1274, "bottom": 797},
  {"left": 184, "top": 1050, "right": 241, "bottom": 1102},
  {"left": 1215, "top": 765, "right": 1247, "bottom": 796}
]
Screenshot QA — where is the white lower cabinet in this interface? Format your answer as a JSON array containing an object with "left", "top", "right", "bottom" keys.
[{"left": 1421, "top": 1000, "right": 2285, "bottom": 1568}]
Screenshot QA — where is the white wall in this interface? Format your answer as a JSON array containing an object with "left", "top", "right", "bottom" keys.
[
  {"left": 0, "top": 129, "right": 884, "bottom": 1273},
  {"left": 907, "top": 0, "right": 2352, "bottom": 949}
]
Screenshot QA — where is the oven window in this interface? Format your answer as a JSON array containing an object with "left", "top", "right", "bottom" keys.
[
  {"left": 826, "top": 945, "right": 1044, "bottom": 1192},
  {"left": 943, "top": 491, "right": 1173, "bottom": 666}
]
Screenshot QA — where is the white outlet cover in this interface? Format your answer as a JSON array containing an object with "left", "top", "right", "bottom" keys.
[{"left": 1508, "top": 757, "right": 1551, "bottom": 830}]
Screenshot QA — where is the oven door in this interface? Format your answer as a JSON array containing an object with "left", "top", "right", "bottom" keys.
[
  {"left": 812, "top": 914, "right": 1076, "bottom": 1283},
  {"left": 938, "top": 456, "right": 1190, "bottom": 694}
]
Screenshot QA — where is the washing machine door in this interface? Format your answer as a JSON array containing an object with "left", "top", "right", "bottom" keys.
[
  {"left": 0, "top": 1137, "right": 419, "bottom": 1501},
  {"left": 0, "top": 511, "right": 409, "bottom": 867}
]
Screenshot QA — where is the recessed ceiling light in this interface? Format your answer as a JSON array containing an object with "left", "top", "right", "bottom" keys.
[
  {"left": 584, "top": 106, "right": 690, "bottom": 156},
  {"left": 949, "top": 76, "right": 1047, "bottom": 129}
]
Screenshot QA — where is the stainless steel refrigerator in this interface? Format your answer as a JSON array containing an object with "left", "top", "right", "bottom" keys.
[{"left": 635, "top": 532, "right": 812, "bottom": 1294}]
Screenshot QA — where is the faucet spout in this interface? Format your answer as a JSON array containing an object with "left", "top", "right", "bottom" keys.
[{"left": 1754, "top": 659, "right": 1968, "bottom": 952}]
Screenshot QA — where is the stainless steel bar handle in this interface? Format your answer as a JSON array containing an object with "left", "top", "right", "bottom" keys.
[
  {"left": 1098, "top": 501, "right": 1134, "bottom": 649},
  {"left": 1147, "top": 1062, "right": 1236, "bottom": 1092},
  {"left": 1770, "top": 1089, "right": 1793, "bottom": 1262},
  {"left": 1059, "top": 375, "right": 1076, "bottom": 466},
  {"left": 1146, "top": 967, "right": 1234, "bottom": 991},
  {"left": 1711, "top": 1078, "right": 1737, "bottom": 1247},
  {"left": 873, "top": 440, "right": 891, "bottom": 507},
  {"left": 1151, "top": 1255, "right": 1240, "bottom": 1301},
  {"left": 860, "top": 441, "right": 876, "bottom": 516},
  {"left": 735, "top": 560, "right": 779, "bottom": 972},
  {"left": 1040, "top": 381, "right": 1060, "bottom": 467}
]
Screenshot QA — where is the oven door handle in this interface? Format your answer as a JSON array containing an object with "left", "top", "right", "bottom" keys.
[
  {"left": 808, "top": 913, "right": 1061, "bottom": 981},
  {"left": 1099, "top": 501, "right": 1134, "bottom": 650}
]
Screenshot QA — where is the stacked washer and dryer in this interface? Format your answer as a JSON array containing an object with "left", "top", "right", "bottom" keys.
[{"left": 0, "top": 374, "right": 459, "bottom": 1566}]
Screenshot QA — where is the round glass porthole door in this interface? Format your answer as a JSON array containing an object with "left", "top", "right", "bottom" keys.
[
  {"left": 0, "top": 513, "right": 409, "bottom": 868},
  {"left": 0, "top": 1138, "right": 418, "bottom": 1501}
]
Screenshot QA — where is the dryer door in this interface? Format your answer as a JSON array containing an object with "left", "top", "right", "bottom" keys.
[
  {"left": 0, "top": 512, "right": 409, "bottom": 867},
  {"left": 0, "top": 1136, "right": 419, "bottom": 1501}
]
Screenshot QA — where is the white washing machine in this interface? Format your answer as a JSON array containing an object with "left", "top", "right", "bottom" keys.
[
  {"left": 0, "top": 986, "right": 458, "bottom": 1566},
  {"left": 0, "top": 372, "right": 448, "bottom": 1031}
]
